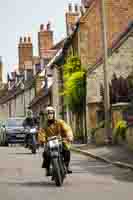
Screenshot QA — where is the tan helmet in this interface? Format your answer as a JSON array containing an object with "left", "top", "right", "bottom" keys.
[
  {"left": 26, "top": 109, "right": 33, "bottom": 118},
  {"left": 45, "top": 106, "right": 55, "bottom": 113}
]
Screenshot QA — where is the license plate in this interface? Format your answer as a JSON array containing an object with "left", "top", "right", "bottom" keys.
[{"left": 16, "top": 134, "right": 25, "bottom": 138}]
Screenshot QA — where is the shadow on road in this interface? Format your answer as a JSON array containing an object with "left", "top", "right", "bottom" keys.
[
  {"left": 1, "top": 181, "right": 56, "bottom": 188},
  {"left": 72, "top": 156, "right": 133, "bottom": 183},
  {"left": 9, "top": 152, "right": 35, "bottom": 155}
]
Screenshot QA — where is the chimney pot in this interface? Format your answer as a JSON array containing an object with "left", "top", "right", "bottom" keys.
[
  {"left": 68, "top": 3, "right": 72, "bottom": 12},
  {"left": 0, "top": 56, "right": 2, "bottom": 63},
  {"left": 47, "top": 22, "right": 51, "bottom": 31},
  {"left": 75, "top": 4, "right": 78, "bottom": 12},
  {"left": 20, "top": 37, "right": 23, "bottom": 43},
  {"left": 28, "top": 36, "right": 31, "bottom": 43},
  {"left": 24, "top": 37, "right": 27, "bottom": 42},
  {"left": 40, "top": 24, "right": 44, "bottom": 31}
]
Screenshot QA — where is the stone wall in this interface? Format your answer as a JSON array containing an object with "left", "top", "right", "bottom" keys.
[
  {"left": 87, "top": 35, "right": 133, "bottom": 103},
  {"left": 2, "top": 87, "right": 35, "bottom": 118},
  {"left": 86, "top": 34, "right": 133, "bottom": 128},
  {"left": 0, "top": 103, "right": 8, "bottom": 121}
]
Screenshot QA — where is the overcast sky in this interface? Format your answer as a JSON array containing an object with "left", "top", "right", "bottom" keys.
[{"left": 0, "top": 0, "right": 80, "bottom": 81}]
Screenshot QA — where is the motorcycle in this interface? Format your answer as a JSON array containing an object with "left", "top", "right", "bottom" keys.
[
  {"left": 45, "top": 136, "right": 67, "bottom": 187},
  {"left": 24, "top": 127, "right": 38, "bottom": 154}
]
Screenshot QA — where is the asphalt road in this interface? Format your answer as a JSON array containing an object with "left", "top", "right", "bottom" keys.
[{"left": 0, "top": 146, "right": 133, "bottom": 200}]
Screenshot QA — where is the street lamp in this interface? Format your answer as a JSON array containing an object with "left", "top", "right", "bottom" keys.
[{"left": 100, "top": 0, "right": 112, "bottom": 143}]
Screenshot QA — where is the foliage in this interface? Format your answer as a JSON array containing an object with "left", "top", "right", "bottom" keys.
[
  {"left": 74, "top": 130, "right": 85, "bottom": 141},
  {"left": 63, "top": 71, "right": 86, "bottom": 112},
  {"left": 113, "top": 120, "right": 127, "bottom": 142},
  {"left": 89, "top": 121, "right": 105, "bottom": 137},
  {"left": 62, "top": 55, "right": 86, "bottom": 113},
  {"left": 64, "top": 56, "right": 81, "bottom": 78}
]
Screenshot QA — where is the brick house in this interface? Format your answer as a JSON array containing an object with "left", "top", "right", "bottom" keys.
[
  {"left": 68, "top": 0, "right": 133, "bottom": 129},
  {"left": 29, "top": 39, "right": 65, "bottom": 116},
  {"left": 37, "top": 1, "right": 133, "bottom": 132},
  {"left": 0, "top": 22, "right": 58, "bottom": 119}
]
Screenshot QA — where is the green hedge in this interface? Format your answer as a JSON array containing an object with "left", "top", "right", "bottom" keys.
[{"left": 113, "top": 120, "right": 127, "bottom": 143}]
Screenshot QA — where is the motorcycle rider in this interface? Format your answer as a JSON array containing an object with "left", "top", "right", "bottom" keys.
[
  {"left": 41, "top": 106, "right": 73, "bottom": 175},
  {"left": 23, "top": 108, "right": 39, "bottom": 147}
]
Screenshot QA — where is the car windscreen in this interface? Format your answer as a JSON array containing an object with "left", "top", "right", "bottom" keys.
[{"left": 6, "top": 119, "right": 24, "bottom": 127}]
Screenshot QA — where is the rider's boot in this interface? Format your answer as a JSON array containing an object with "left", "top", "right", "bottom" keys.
[
  {"left": 66, "top": 163, "right": 72, "bottom": 174},
  {"left": 46, "top": 168, "right": 51, "bottom": 176}
]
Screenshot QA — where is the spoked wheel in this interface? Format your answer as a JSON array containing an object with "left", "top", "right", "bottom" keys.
[
  {"left": 58, "top": 157, "right": 66, "bottom": 181},
  {"left": 52, "top": 158, "right": 63, "bottom": 187}
]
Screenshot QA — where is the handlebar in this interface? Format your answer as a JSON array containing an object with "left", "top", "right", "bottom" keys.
[
  {"left": 47, "top": 136, "right": 72, "bottom": 143},
  {"left": 47, "top": 136, "right": 62, "bottom": 142}
]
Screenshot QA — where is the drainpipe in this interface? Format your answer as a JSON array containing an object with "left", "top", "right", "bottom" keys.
[{"left": 100, "top": 0, "right": 112, "bottom": 143}]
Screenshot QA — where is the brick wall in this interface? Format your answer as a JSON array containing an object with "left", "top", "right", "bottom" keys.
[
  {"left": 80, "top": 0, "right": 133, "bottom": 67},
  {"left": 38, "top": 24, "right": 53, "bottom": 58},
  {"left": 65, "top": 3, "right": 79, "bottom": 35},
  {"left": 18, "top": 37, "right": 33, "bottom": 71}
]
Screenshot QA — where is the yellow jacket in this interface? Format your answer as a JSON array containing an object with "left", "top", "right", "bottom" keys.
[{"left": 38, "top": 119, "right": 73, "bottom": 145}]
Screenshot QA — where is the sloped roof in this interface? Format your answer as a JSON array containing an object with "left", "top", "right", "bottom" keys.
[
  {"left": 0, "top": 79, "right": 35, "bottom": 104},
  {"left": 51, "top": 39, "right": 65, "bottom": 50},
  {"left": 87, "top": 21, "right": 133, "bottom": 75},
  {"left": 29, "top": 86, "right": 51, "bottom": 107}
]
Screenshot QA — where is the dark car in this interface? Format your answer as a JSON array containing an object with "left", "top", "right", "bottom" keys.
[{"left": 5, "top": 118, "right": 25, "bottom": 145}]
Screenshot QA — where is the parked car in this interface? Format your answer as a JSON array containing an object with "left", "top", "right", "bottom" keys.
[
  {"left": 4, "top": 118, "right": 25, "bottom": 145},
  {"left": 0, "top": 120, "right": 7, "bottom": 146}
]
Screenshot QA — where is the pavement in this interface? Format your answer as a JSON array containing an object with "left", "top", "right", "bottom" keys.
[
  {"left": 0, "top": 147, "right": 133, "bottom": 200},
  {"left": 72, "top": 143, "right": 133, "bottom": 170}
]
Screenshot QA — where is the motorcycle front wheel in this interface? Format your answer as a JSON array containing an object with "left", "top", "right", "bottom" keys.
[{"left": 52, "top": 158, "right": 62, "bottom": 187}]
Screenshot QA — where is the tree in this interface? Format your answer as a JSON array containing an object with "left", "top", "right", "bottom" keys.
[{"left": 62, "top": 56, "right": 87, "bottom": 142}]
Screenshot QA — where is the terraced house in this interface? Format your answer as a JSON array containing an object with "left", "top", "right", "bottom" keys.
[
  {"left": 45, "top": 0, "right": 133, "bottom": 133},
  {"left": 0, "top": 23, "right": 61, "bottom": 119}
]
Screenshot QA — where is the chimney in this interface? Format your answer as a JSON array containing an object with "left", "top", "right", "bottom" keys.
[
  {"left": 24, "top": 37, "right": 27, "bottom": 43},
  {"left": 28, "top": 36, "right": 31, "bottom": 43},
  {"left": 68, "top": 3, "right": 72, "bottom": 12},
  {"left": 65, "top": 3, "right": 79, "bottom": 35},
  {"left": 38, "top": 22, "right": 53, "bottom": 58},
  {"left": 47, "top": 22, "right": 51, "bottom": 31},
  {"left": 20, "top": 37, "right": 23, "bottom": 43},
  {"left": 75, "top": 4, "right": 78, "bottom": 13},
  {"left": 40, "top": 24, "right": 44, "bottom": 31},
  {"left": 18, "top": 36, "right": 33, "bottom": 72}
]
